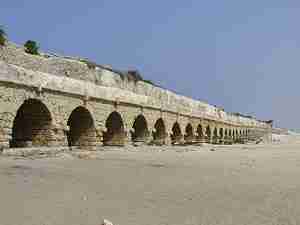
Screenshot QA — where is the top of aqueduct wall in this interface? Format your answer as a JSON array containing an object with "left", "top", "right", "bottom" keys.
[{"left": 0, "top": 42, "right": 270, "bottom": 129}]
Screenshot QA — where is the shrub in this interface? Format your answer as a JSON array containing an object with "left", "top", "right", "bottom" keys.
[
  {"left": 0, "top": 26, "right": 7, "bottom": 46},
  {"left": 143, "top": 79, "right": 155, "bottom": 85},
  {"left": 80, "top": 59, "right": 97, "bottom": 70},
  {"left": 24, "top": 40, "right": 39, "bottom": 55}
]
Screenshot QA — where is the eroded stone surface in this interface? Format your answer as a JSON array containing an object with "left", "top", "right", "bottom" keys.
[{"left": 0, "top": 43, "right": 272, "bottom": 149}]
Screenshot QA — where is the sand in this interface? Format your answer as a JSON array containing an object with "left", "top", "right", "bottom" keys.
[{"left": 1, "top": 135, "right": 300, "bottom": 225}]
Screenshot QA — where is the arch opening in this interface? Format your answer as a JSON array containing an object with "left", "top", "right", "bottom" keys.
[
  {"left": 219, "top": 128, "right": 224, "bottom": 138},
  {"left": 152, "top": 118, "right": 166, "bottom": 145},
  {"left": 171, "top": 122, "right": 182, "bottom": 144},
  {"left": 184, "top": 123, "right": 194, "bottom": 143},
  {"left": 205, "top": 125, "right": 211, "bottom": 143},
  {"left": 213, "top": 127, "right": 218, "bottom": 138},
  {"left": 132, "top": 114, "right": 148, "bottom": 143},
  {"left": 11, "top": 99, "right": 53, "bottom": 148},
  {"left": 196, "top": 124, "right": 204, "bottom": 141},
  {"left": 67, "top": 106, "right": 96, "bottom": 147},
  {"left": 103, "top": 111, "right": 125, "bottom": 146}
]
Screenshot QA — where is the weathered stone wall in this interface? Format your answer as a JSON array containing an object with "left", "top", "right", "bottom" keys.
[
  {"left": 0, "top": 43, "right": 272, "bottom": 149},
  {"left": 0, "top": 43, "right": 268, "bottom": 127}
]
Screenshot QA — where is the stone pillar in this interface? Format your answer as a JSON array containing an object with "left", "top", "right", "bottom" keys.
[
  {"left": 146, "top": 129, "right": 154, "bottom": 145},
  {"left": 211, "top": 127, "right": 219, "bottom": 145},
  {"left": 165, "top": 132, "right": 172, "bottom": 146},
  {"left": 0, "top": 128, "right": 10, "bottom": 150},
  {"left": 49, "top": 126, "right": 68, "bottom": 147},
  {"left": 124, "top": 129, "right": 133, "bottom": 147},
  {"left": 204, "top": 134, "right": 211, "bottom": 144}
]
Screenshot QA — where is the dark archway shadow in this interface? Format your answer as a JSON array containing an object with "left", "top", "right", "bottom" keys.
[
  {"left": 11, "top": 99, "right": 53, "bottom": 148},
  {"left": 103, "top": 111, "right": 125, "bottom": 146}
]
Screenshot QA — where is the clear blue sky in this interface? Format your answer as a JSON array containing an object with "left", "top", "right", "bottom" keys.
[{"left": 1, "top": 0, "right": 300, "bottom": 129}]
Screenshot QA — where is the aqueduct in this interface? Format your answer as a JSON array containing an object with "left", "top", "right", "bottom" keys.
[{"left": 0, "top": 43, "right": 272, "bottom": 150}]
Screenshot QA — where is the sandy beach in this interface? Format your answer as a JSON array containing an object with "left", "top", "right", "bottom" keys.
[{"left": 1, "top": 135, "right": 300, "bottom": 225}]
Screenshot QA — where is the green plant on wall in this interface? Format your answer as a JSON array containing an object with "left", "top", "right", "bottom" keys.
[
  {"left": 24, "top": 40, "right": 39, "bottom": 55},
  {"left": 0, "top": 26, "right": 7, "bottom": 46}
]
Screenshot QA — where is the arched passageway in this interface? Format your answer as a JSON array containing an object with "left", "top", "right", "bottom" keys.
[
  {"left": 171, "top": 122, "right": 182, "bottom": 144},
  {"left": 67, "top": 106, "right": 96, "bottom": 147},
  {"left": 152, "top": 118, "right": 166, "bottom": 145},
  {"left": 11, "top": 99, "right": 53, "bottom": 148},
  {"left": 196, "top": 124, "right": 204, "bottom": 142},
  {"left": 132, "top": 114, "right": 148, "bottom": 143},
  {"left": 103, "top": 111, "right": 125, "bottom": 146},
  {"left": 219, "top": 128, "right": 224, "bottom": 138},
  {"left": 205, "top": 125, "right": 211, "bottom": 143},
  {"left": 219, "top": 128, "right": 224, "bottom": 144},
  {"left": 184, "top": 123, "right": 194, "bottom": 143}
]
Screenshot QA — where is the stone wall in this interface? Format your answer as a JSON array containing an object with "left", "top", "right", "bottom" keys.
[
  {"left": 0, "top": 42, "right": 268, "bottom": 129},
  {"left": 0, "top": 42, "right": 272, "bottom": 149}
]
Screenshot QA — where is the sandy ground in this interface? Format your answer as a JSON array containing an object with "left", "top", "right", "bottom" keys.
[{"left": 1, "top": 135, "right": 300, "bottom": 225}]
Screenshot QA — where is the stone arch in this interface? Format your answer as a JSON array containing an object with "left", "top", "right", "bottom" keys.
[
  {"left": 152, "top": 118, "right": 166, "bottom": 145},
  {"left": 132, "top": 114, "right": 149, "bottom": 143},
  {"left": 10, "top": 99, "right": 54, "bottom": 148},
  {"left": 184, "top": 123, "right": 194, "bottom": 143},
  {"left": 171, "top": 122, "right": 182, "bottom": 144},
  {"left": 196, "top": 124, "right": 204, "bottom": 138},
  {"left": 67, "top": 106, "right": 96, "bottom": 148},
  {"left": 219, "top": 128, "right": 224, "bottom": 138},
  {"left": 224, "top": 128, "right": 228, "bottom": 137},
  {"left": 213, "top": 127, "right": 218, "bottom": 138},
  {"left": 103, "top": 111, "right": 125, "bottom": 146}
]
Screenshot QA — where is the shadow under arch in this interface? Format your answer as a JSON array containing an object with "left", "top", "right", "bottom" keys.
[
  {"left": 103, "top": 111, "right": 125, "bottom": 146},
  {"left": 152, "top": 118, "right": 166, "bottom": 145},
  {"left": 219, "top": 128, "right": 224, "bottom": 138},
  {"left": 67, "top": 106, "right": 96, "bottom": 148},
  {"left": 171, "top": 122, "right": 182, "bottom": 145},
  {"left": 11, "top": 99, "right": 53, "bottom": 148},
  {"left": 196, "top": 124, "right": 204, "bottom": 142},
  {"left": 132, "top": 114, "right": 149, "bottom": 143},
  {"left": 205, "top": 125, "right": 211, "bottom": 143},
  {"left": 184, "top": 123, "right": 194, "bottom": 144}
]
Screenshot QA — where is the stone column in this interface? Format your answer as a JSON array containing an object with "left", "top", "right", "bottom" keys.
[
  {"left": 50, "top": 126, "right": 68, "bottom": 147},
  {"left": 0, "top": 128, "right": 10, "bottom": 150},
  {"left": 124, "top": 128, "right": 133, "bottom": 147},
  {"left": 146, "top": 129, "right": 154, "bottom": 145},
  {"left": 164, "top": 132, "right": 172, "bottom": 146}
]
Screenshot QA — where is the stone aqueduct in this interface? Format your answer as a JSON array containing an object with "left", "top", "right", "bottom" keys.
[{"left": 0, "top": 43, "right": 272, "bottom": 150}]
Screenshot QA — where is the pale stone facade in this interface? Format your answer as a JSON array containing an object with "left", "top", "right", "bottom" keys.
[{"left": 0, "top": 43, "right": 272, "bottom": 150}]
